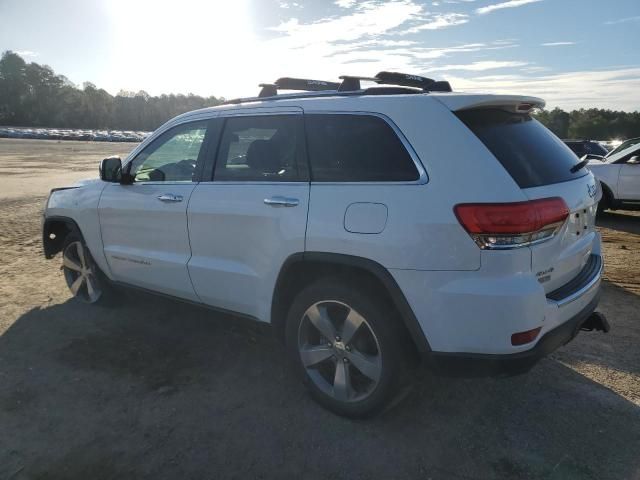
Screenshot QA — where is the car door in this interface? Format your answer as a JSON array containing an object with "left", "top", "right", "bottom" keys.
[
  {"left": 98, "top": 119, "right": 216, "bottom": 300},
  {"left": 187, "top": 108, "right": 309, "bottom": 321},
  {"left": 618, "top": 153, "right": 640, "bottom": 200}
]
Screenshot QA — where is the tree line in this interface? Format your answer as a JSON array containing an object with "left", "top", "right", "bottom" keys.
[
  {"left": 1, "top": 50, "right": 640, "bottom": 138},
  {"left": 0, "top": 51, "right": 223, "bottom": 131}
]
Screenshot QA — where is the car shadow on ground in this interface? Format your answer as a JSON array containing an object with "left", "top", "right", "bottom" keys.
[
  {"left": 0, "top": 287, "right": 639, "bottom": 480},
  {"left": 553, "top": 282, "right": 640, "bottom": 377},
  {"left": 597, "top": 210, "right": 640, "bottom": 235}
]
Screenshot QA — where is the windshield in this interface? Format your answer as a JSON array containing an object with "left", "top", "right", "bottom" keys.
[
  {"left": 604, "top": 143, "right": 640, "bottom": 163},
  {"left": 605, "top": 138, "right": 640, "bottom": 158}
]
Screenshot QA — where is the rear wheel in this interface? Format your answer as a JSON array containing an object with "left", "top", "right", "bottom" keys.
[
  {"left": 285, "top": 277, "right": 410, "bottom": 417},
  {"left": 597, "top": 184, "right": 612, "bottom": 215},
  {"left": 61, "top": 234, "right": 112, "bottom": 305}
]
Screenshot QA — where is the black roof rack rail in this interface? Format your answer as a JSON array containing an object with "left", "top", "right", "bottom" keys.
[
  {"left": 338, "top": 75, "right": 379, "bottom": 92},
  {"left": 257, "top": 77, "right": 340, "bottom": 98},
  {"left": 375, "top": 71, "right": 435, "bottom": 90},
  {"left": 275, "top": 77, "right": 340, "bottom": 92},
  {"left": 222, "top": 71, "right": 452, "bottom": 105},
  {"left": 337, "top": 71, "right": 451, "bottom": 92},
  {"left": 258, "top": 84, "right": 278, "bottom": 98}
]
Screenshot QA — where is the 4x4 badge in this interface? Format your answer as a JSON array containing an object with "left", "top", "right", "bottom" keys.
[{"left": 587, "top": 183, "right": 597, "bottom": 198}]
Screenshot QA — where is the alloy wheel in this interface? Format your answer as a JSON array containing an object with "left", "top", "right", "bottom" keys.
[
  {"left": 62, "top": 241, "right": 102, "bottom": 303},
  {"left": 298, "top": 300, "right": 382, "bottom": 403}
]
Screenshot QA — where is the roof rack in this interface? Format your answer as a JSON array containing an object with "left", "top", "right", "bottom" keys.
[
  {"left": 258, "top": 77, "right": 341, "bottom": 97},
  {"left": 338, "top": 71, "right": 451, "bottom": 92},
  {"left": 223, "top": 71, "right": 452, "bottom": 105}
]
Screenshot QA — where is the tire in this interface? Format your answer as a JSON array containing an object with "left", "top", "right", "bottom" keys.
[
  {"left": 61, "top": 233, "right": 113, "bottom": 306},
  {"left": 597, "top": 185, "right": 611, "bottom": 215},
  {"left": 285, "top": 277, "right": 411, "bottom": 418}
]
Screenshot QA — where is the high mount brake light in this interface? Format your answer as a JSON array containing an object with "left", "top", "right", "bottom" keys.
[{"left": 454, "top": 197, "right": 569, "bottom": 249}]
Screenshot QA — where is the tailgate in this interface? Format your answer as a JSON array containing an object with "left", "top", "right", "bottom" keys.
[
  {"left": 523, "top": 174, "right": 600, "bottom": 293},
  {"left": 454, "top": 105, "right": 602, "bottom": 295}
]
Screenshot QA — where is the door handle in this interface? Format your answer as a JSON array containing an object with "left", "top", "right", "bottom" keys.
[
  {"left": 264, "top": 196, "right": 299, "bottom": 207},
  {"left": 157, "top": 193, "right": 184, "bottom": 203}
]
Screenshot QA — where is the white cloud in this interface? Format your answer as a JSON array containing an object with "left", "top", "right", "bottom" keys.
[
  {"left": 279, "top": 1, "right": 301, "bottom": 8},
  {"left": 430, "top": 60, "right": 528, "bottom": 71},
  {"left": 604, "top": 16, "right": 640, "bottom": 25},
  {"left": 449, "top": 67, "right": 640, "bottom": 110},
  {"left": 15, "top": 50, "right": 38, "bottom": 57},
  {"left": 334, "top": 0, "right": 357, "bottom": 7},
  {"left": 541, "top": 41, "right": 575, "bottom": 47},
  {"left": 476, "top": 0, "right": 543, "bottom": 15},
  {"left": 269, "top": 1, "right": 423, "bottom": 44},
  {"left": 400, "top": 13, "right": 469, "bottom": 33}
]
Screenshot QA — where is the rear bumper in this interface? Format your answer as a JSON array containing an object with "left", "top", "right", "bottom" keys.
[{"left": 427, "top": 292, "right": 601, "bottom": 377}]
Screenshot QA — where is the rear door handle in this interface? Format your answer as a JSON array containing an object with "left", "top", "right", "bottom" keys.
[
  {"left": 157, "top": 193, "right": 183, "bottom": 203},
  {"left": 264, "top": 196, "right": 299, "bottom": 207}
]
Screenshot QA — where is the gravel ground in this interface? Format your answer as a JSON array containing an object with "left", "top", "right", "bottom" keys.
[{"left": 0, "top": 138, "right": 639, "bottom": 480}]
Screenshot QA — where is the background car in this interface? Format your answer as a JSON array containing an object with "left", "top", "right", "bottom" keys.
[
  {"left": 588, "top": 143, "right": 640, "bottom": 213},
  {"left": 563, "top": 139, "right": 609, "bottom": 158}
]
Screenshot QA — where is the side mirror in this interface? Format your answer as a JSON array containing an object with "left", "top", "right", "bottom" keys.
[
  {"left": 628, "top": 156, "right": 640, "bottom": 165},
  {"left": 99, "top": 156, "right": 122, "bottom": 182}
]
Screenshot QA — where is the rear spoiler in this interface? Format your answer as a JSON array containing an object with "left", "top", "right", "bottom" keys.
[{"left": 434, "top": 94, "right": 545, "bottom": 113}]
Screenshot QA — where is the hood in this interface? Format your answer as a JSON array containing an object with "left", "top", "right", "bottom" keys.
[{"left": 73, "top": 177, "right": 102, "bottom": 188}]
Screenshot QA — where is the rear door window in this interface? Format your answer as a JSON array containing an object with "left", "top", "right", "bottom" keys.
[
  {"left": 456, "top": 109, "right": 588, "bottom": 188},
  {"left": 213, "top": 115, "right": 306, "bottom": 181},
  {"left": 305, "top": 114, "right": 419, "bottom": 182}
]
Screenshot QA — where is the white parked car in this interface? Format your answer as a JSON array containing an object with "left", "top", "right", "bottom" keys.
[
  {"left": 43, "top": 73, "right": 609, "bottom": 417},
  {"left": 588, "top": 143, "right": 640, "bottom": 213}
]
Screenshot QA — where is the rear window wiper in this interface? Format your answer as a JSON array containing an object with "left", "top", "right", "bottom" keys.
[{"left": 570, "top": 158, "right": 589, "bottom": 173}]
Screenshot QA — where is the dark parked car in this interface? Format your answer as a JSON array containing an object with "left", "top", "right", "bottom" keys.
[{"left": 563, "top": 139, "right": 609, "bottom": 158}]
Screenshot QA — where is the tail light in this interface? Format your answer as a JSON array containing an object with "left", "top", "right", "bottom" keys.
[{"left": 454, "top": 197, "right": 569, "bottom": 249}]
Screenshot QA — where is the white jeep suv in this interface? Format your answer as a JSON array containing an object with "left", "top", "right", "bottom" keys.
[{"left": 43, "top": 73, "right": 609, "bottom": 417}]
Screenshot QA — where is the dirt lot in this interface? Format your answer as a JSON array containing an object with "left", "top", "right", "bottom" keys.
[{"left": 0, "top": 138, "right": 638, "bottom": 480}]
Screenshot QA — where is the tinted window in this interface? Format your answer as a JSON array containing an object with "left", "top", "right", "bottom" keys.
[
  {"left": 129, "top": 122, "right": 208, "bottom": 182},
  {"left": 456, "top": 109, "right": 588, "bottom": 188},
  {"left": 583, "top": 142, "right": 608, "bottom": 156},
  {"left": 565, "top": 142, "right": 583, "bottom": 156},
  {"left": 305, "top": 114, "right": 419, "bottom": 182},
  {"left": 214, "top": 115, "right": 304, "bottom": 181}
]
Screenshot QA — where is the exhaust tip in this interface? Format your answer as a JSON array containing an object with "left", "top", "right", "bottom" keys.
[{"left": 580, "top": 312, "right": 610, "bottom": 333}]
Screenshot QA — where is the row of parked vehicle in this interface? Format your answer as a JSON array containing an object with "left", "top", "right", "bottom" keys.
[{"left": 0, "top": 127, "right": 149, "bottom": 143}]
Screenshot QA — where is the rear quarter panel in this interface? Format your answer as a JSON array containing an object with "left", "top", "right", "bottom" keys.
[{"left": 303, "top": 96, "right": 528, "bottom": 271}]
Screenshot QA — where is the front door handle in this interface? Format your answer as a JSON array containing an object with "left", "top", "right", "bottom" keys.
[
  {"left": 264, "top": 196, "right": 299, "bottom": 207},
  {"left": 157, "top": 193, "right": 183, "bottom": 203}
]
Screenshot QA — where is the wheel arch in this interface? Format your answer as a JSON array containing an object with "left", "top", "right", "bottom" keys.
[
  {"left": 42, "top": 216, "right": 84, "bottom": 259},
  {"left": 271, "top": 252, "right": 431, "bottom": 354},
  {"left": 599, "top": 180, "right": 614, "bottom": 202}
]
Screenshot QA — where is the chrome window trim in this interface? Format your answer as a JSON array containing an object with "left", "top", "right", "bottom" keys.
[
  {"left": 302, "top": 110, "right": 428, "bottom": 185},
  {"left": 196, "top": 181, "right": 308, "bottom": 186}
]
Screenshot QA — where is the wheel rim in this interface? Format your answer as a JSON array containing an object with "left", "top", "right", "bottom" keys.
[
  {"left": 298, "top": 300, "right": 382, "bottom": 403},
  {"left": 62, "top": 241, "right": 102, "bottom": 303}
]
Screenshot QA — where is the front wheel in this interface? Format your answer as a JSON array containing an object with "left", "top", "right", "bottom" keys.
[
  {"left": 61, "top": 234, "right": 112, "bottom": 305},
  {"left": 285, "top": 277, "right": 411, "bottom": 418}
]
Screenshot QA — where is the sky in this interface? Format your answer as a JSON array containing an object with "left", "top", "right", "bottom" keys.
[{"left": 1, "top": 0, "right": 639, "bottom": 110}]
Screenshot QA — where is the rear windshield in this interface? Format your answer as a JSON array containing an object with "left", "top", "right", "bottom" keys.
[{"left": 456, "top": 109, "right": 587, "bottom": 188}]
